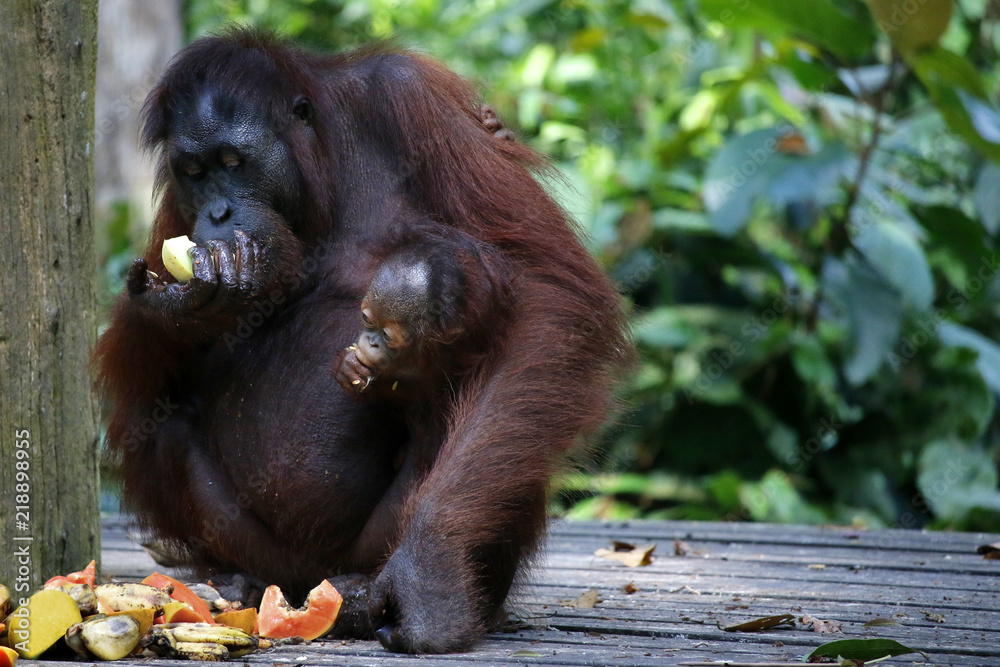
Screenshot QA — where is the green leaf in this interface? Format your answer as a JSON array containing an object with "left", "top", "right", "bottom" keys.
[
  {"left": 704, "top": 131, "right": 853, "bottom": 236},
  {"left": 973, "top": 163, "right": 1000, "bottom": 234},
  {"left": 912, "top": 47, "right": 987, "bottom": 97},
  {"left": 805, "top": 638, "right": 921, "bottom": 662},
  {"left": 825, "top": 255, "right": 905, "bottom": 385},
  {"left": 916, "top": 205, "right": 993, "bottom": 286},
  {"left": 938, "top": 322, "right": 1000, "bottom": 394},
  {"left": 918, "top": 439, "right": 1000, "bottom": 520},
  {"left": 700, "top": 0, "right": 874, "bottom": 58},
  {"left": 634, "top": 307, "right": 699, "bottom": 349},
  {"left": 913, "top": 48, "right": 1000, "bottom": 162},
  {"left": 791, "top": 335, "right": 837, "bottom": 390},
  {"left": 958, "top": 90, "right": 1000, "bottom": 144},
  {"left": 852, "top": 219, "right": 934, "bottom": 310},
  {"left": 740, "top": 470, "right": 826, "bottom": 523},
  {"left": 867, "top": 0, "right": 953, "bottom": 54},
  {"left": 704, "top": 128, "right": 793, "bottom": 236},
  {"left": 766, "top": 143, "right": 855, "bottom": 208}
]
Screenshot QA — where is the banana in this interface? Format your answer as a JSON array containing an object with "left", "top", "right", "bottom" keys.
[
  {"left": 174, "top": 641, "right": 229, "bottom": 661},
  {"left": 64, "top": 619, "right": 92, "bottom": 659},
  {"left": 65, "top": 614, "right": 141, "bottom": 660},
  {"left": 157, "top": 622, "right": 258, "bottom": 656},
  {"left": 143, "top": 623, "right": 259, "bottom": 659},
  {"left": 58, "top": 583, "right": 98, "bottom": 615},
  {"left": 95, "top": 583, "right": 172, "bottom": 614},
  {"left": 185, "top": 583, "right": 240, "bottom": 612},
  {"left": 139, "top": 625, "right": 177, "bottom": 656}
]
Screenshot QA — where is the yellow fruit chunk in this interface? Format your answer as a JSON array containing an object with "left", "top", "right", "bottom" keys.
[
  {"left": 7, "top": 590, "right": 82, "bottom": 659},
  {"left": 162, "top": 235, "right": 197, "bottom": 283},
  {"left": 867, "top": 0, "right": 952, "bottom": 54},
  {"left": 161, "top": 601, "right": 205, "bottom": 624},
  {"left": 214, "top": 607, "right": 257, "bottom": 635}
]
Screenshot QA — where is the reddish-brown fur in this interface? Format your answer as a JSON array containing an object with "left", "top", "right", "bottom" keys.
[{"left": 94, "top": 28, "right": 631, "bottom": 653}]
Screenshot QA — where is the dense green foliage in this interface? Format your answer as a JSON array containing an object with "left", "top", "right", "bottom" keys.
[{"left": 117, "top": 0, "right": 1000, "bottom": 529}]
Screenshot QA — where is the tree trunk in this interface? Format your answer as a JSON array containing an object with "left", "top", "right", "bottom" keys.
[{"left": 0, "top": 0, "right": 101, "bottom": 594}]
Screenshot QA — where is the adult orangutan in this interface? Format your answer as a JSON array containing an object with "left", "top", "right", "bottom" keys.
[{"left": 95, "top": 28, "right": 631, "bottom": 653}]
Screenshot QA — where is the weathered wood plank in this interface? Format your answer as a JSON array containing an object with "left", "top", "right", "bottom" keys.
[{"left": 79, "top": 516, "right": 999, "bottom": 667}]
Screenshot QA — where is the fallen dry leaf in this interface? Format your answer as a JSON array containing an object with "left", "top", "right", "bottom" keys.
[
  {"left": 920, "top": 610, "right": 945, "bottom": 623},
  {"left": 669, "top": 585, "right": 701, "bottom": 595},
  {"left": 807, "top": 563, "right": 826, "bottom": 570},
  {"left": 864, "top": 617, "right": 902, "bottom": 627},
  {"left": 595, "top": 543, "right": 656, "bottom": 567},
  {"left": 621, "top": 581, "right": 639, "bottom": 595},
  {"left": 800, "top": 613, "right": 843, "bottom": 634},
  {"left": 559, "top": 588, "right": 602, "bottom": 609},
  {"left": 722, "top": 613, "right": 795, "bottom": 632},
  {"left": 674, "top": 539, "right": 691, "bottom": 556}
]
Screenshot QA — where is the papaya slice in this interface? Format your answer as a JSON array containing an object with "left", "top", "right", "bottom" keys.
[
  {"left": 141, "top": 573, "right": 215, "bottom": 624},
  {"left": 43, "top": 559, "right": 96, "bottom": 590},
  {"left": 257, "top": 580, "right": 342, "bottom": 641},
  {"left": 0, "top": 646, "right": 17, "bottom": 667},
  {"left": 66, "top": 560, "right": 97, "bottom": 587}
]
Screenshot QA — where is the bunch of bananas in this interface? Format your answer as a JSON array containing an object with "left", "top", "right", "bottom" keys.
[{"left": 142, "top": 623, "right": 263, "bottom": 661}]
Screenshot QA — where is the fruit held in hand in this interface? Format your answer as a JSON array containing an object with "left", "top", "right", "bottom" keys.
[
  {"left": 162, "top": 235, "right": 197, "bottom": 283},
  {"left": 257, "top": 580, "right": 342, "bottom": 640}
]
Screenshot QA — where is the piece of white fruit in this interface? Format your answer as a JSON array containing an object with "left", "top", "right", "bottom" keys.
[{"left": 162, "top": 235, "right": 197, "bottom": 283}]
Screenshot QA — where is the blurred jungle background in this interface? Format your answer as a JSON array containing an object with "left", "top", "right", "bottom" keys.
[{"left": 95, "top": 0, "right": 1000, "bottom": 531}]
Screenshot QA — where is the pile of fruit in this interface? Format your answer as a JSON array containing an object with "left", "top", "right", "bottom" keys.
[{"left": 0, "top": 563, "right": 342, "bottom": 663}]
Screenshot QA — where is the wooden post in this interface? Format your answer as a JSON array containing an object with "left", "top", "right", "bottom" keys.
[{"left": 0, "top": 0, "right": 101, "bottom": 593}]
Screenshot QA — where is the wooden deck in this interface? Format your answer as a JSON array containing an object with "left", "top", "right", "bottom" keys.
[{"left": 88, "top": 517, "right": 1000, "bottom": 666}]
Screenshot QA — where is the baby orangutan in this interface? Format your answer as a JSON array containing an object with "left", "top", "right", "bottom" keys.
[
  {"left": 337, "top": 251, "right": 439, "bottom": 394},
  {"left": 336, "top": 237, "right": 505, "bottom": 400}
]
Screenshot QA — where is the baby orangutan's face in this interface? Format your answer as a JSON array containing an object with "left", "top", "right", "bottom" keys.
[{"left": 354, "top": 297, "right": 412, "bottom": 371}]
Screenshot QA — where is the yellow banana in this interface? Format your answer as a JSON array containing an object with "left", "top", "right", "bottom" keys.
[
  {"left": 185, "top": 583, "right": 240, "bottom": 613},
  {"left": 65, "top": 614, "right": 141, "bottom": 660},
  {"left": 145, "top": 623, "right": 259, "bottom": 659},
  {"left": 58, "top": 583, "right": 98, "bottom": 616},
  {"left": 95, "top": 583, "right": 172, "bottom": 614},
  {"left": 174, "top": 641, "right": 229, "bottom": 661},
  {"left": 160, "top": 622, "right": 258, "bottom": 656}
]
